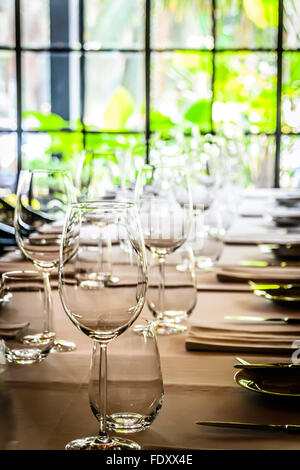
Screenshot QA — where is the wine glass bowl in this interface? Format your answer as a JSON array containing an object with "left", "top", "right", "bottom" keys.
[{"left": 59, "top": 201, "right": 147, "bottom": 450}]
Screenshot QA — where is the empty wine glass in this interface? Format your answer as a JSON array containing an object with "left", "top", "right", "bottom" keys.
[
  {"left": 190, "top": 205, "right": 225, "bottom": 270},
  {"left": 14, "top": 169, "right": 76, "bottom": 352},
  {"left": 76, "top": 151, "right": 118, "bottom": 202},
  {"left": 135, "top": 164, "right": 193, "bottom": 335},
  {"left": 147, "top": 245, "right": 197, "bottom": 333},
  {"left": 59, "top": 201, "right": 147, "bottom": 450}
]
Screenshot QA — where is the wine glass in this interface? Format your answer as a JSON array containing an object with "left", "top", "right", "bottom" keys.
[
  {"left": 59, "top": 201, "right": 147, "bottom": 450},
  {"left": 135, "top": 164, "right": 193, "bottom": 335},
  {"left": 14, "top": 169, "right": 76, "bottom": 352},
  {"left": 76, "top": 150, "right": 118, "bottom": 202},
  {"left": 147, "top": 245, "right": 197, "bottom": 333}
]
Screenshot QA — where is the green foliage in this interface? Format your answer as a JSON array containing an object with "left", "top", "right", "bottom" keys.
[
  {"left": 184, "top": 99, "right": 211, "bottom": 131},
  {"left": 103, "top": 86, "right": 135, "bottom": 130},
  {"left": 243, "top": 0, "right": 278, "bottom": 29}
]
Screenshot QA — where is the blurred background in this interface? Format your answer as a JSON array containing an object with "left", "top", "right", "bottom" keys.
[{"left": 0, "top": 0, "right": 299, "bottom": 195}]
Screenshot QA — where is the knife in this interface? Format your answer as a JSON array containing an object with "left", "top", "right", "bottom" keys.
[
  {"left": 224, "top": 315, "right": 300, "bottom": 324},
  {"left": 196, "top": 421, "right": 300, "bottom": 433}
]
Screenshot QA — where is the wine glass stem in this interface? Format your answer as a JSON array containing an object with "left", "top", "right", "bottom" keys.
[
  {"left": 42, "top": 270, "right": 53, "bottom": 333},
  {"left": 98, "top": 341, "right": 109, "bottom": 442},
  {"left": 158, "top": 257, "right": 166, "bottom": 321}
]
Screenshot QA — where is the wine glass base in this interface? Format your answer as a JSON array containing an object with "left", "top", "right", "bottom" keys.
[
  {"left": 51, "top": 340, "right": 76, "bottom": 353},
  {"left": 65, "top": 436, "right": 141, "bottom": 450}
]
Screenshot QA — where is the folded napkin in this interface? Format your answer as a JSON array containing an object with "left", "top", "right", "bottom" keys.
[
  {"left": 186, "top": 313, "right": 300, "bottom": 355},
  {"left": 216, "top": 265, "right": 300, "bottom": 283},
  {"left": 224, "top": 231, "right": 300, "bottom": 245},
  {"left": 269, "top": 207, "right": 300, "bottom": 219},
  {"left": 185, "top": 289, "right": 300, "bottom": 354}
]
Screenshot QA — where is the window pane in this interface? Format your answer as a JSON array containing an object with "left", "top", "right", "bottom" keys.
[
  {"left": 22, "top": 52, "right": 80, "bottom": 130},
  {"left": 0, "top": 0, "right": 15, "bottom": 46},
  {"left": 151, "top": 0, "right": 212, "bottom": 49},
  {"left": 280, "top": 135, "right": 300, "bottom": 188},
  {"left": 151, "top": 52, "right": 212, "bottom": 133},
  {"left": 241, "top": 134, "right": 275, "bottom": 188},
  {"left": 283, "top": 0, "right": 300, "bottom": 49},
  {"left": 85, "top": 0, "right": 144, "bottom": 50},
  {"left": 213, "top": 52, "right": 277, "bottom": 133},
  {"left": 0, "top": 133, "right": 17, "bottom": 193},
  {"left": 216, "top": 0, "right": 278, "bottom": 49},
  {"left": 21, "top": 0, "right": 80, "bottom": 49},
  {"left": 21, "top": 131, "right": 83, "bottom": 179},
  {"left": 21, "top": 0, "right": 50, "bottom": 48},
  {"left": 282, "top": 52, "right": 300, "bottom": 134},
  {"left": 0, "top": 51, "right": 16, "bottom": 129},
  {"left": 85, "top": 52, "right": 144, "bottom": 131}
]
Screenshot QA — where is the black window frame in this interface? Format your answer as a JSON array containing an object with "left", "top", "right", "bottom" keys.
[{"left": 0, "top": 0, "right": 299, "bottom": 189}]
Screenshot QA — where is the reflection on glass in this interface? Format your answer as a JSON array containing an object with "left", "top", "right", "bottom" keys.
[
  {"left": 216, "top": 0, "right": 278, "bottom": 49},
  {"left": 151, "top": 0, "right": 212, "bottom": 49},
  {"left": 85, "top": 0, "right": 144, "bottom": 50},
  {"left": 85, "top": 52, "right": 144, "bottom": 131}
]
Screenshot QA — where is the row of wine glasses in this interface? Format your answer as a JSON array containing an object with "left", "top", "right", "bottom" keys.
[{"left": 12, "top": 153, "right": 225, "bottom": 450}]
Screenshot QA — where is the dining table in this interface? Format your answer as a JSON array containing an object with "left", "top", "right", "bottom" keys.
[{"left": 1, "top": 189, "right": 300, "bottom": 452}]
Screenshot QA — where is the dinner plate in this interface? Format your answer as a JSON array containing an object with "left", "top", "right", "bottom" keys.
[
  {"left": 235, "top": 368, "right": 300, "bottom": 397},
  {"left": 250, "top": 282, "right": 300, "bottom": 307}
]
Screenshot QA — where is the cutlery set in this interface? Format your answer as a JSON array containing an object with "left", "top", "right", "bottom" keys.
[{"left": 197, "top": 356, "right": 300, "bottom": 432}]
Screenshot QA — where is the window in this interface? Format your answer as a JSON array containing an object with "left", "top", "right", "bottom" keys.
[{"left": 0, "top": 0, "right": 299, "bottom": 193}]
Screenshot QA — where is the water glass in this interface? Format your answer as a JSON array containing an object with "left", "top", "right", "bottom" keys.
[
  {"left": 0, "top": 271, "right": 55, "bottom": 364},
  {"left": 88, "top": 320, "right": 164, "bottom": 433}
]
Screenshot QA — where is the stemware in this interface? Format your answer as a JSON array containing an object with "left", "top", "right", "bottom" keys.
[
  {"left": 76, "top": 149, "right": 136, "bottom": 203},
  {"left": 76, "top": 151, "right": 118, "bottom": 202},
  {"left": 191, "top": 205, "right": 225, "bottom": 271},
  {"left": 14, "top": 169, "right": 76, "bottom": 352},
  {"left": 59, "top": 201, "right": 147, "bottom": 450},
  {"left": 147, "top": 245, "right": 197, "bottom": 333},
  {"left": 135, "top": 164, "right": 193, "bottom": 335}
]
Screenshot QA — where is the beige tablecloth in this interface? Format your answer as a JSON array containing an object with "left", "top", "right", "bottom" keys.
[{"left": 1, "top": 239, "right": 300, "bottom": 450}]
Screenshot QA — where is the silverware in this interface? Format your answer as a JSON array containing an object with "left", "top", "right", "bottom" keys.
[
  {"left": 234, "top": 356, "right": 300, "bottom": 369},
  {"left": 196, "top": 421, "right": 300, "bottom": 433},
  {"left": 224, "top": 315, "right": 300, "bottom": 324}
]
